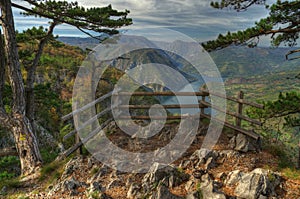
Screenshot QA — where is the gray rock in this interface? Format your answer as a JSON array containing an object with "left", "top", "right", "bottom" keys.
[
  {"left": 0, "top": 186, "right": 7, "bottom": 195},
  {"left": 186, "top": 191, "right": 201, "bottom": 199},
  {"left": 127, "top": 183, "right": 142, "bottom": 199},
  {"left": 89, "top": 182, "right": 104, "bottom": 192},
  {"left": 200, "top": 174, "right": 226, "bottom": 199},
  {"left": 63, "top": 178, "right": 80, "bottom": 192},
  {"left": 107, "top": 179, "right": 123, "bottom": 189},
  {"left": 204, "top": 157, "right": 216, "bottom": 170},
  {"left": 215, "top": 172, "right": 227, "bottom": 181},
  {"left": 219, "top": 150, "right": 240, "bottom": 159},
  {"left": 231, "top": 134, "right": 259, "bottom": 152},
  {"left": 62, "top": 156, "right": 83, "bottom": 178},
  {"left": 150, "top": 185, "right": 184, "bottom": 199},
  {"left": 190, "top": 149, "right": 212, "bottom": 165},
  {"left": 225, "top": 170, "right": 244, "bottom": 186},
  {"left": 234, "top": 168, "right": 281, "bottom": 199},
  {"left": 88, "top": 165, "right": 109, "bottom": 184},
  {"left": 190, "top": 149, "right": 219, "bottom": 168},
  {"left": 95, "top": 192, "right": 112, "bottom": 199},
  {"left": 192, "top": 169, "right": 207, "bottom": 179},
  {"left": 185, "top": 179, "right": 195, "bottom": 192},
  {"left": 87, "top": 156, "right": 98, "bottom": 169},
  {"left": 142, "top": 162, "right": 189, "bottom": 192}
]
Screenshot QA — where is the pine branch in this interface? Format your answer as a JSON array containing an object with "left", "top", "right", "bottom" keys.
[{"left": 286, "top": 48, "right": 300, "bottom": 60}]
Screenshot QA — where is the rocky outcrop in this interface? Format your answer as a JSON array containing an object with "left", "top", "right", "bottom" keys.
[
  {"left": 24, "top": 148, "right": 285, "bottom": 199},
  {"left": 233, "top": 168, "right": 282, "bottom": 199},
  {"left": 229, "top": 133, "right": 261, "bottom": 152},
  {"left": 127, "top": 162, "right": 190, "bottom": 199},
  {"left": 142, "top": 163, "right": 190, "bottom": 191}
]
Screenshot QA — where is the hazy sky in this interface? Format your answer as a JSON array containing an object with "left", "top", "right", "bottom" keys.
[{"left": 12, "top": 0, "right": 271, "bottom": 42}]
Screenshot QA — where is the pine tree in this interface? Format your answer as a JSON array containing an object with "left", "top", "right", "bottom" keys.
[
  {"left": 0, "top": 0, "right": 131, "bottom": 177},
  {"left": 203, "top": 0, "right": 300, "bottom": 60}
]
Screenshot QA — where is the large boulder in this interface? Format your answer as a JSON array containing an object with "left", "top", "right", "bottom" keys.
[
  {"left": 190, "top": 148, "right": 219, "bottom": 169},
  {"left": 229, "top": 133, "right": 261, "bottom": 152},
  {"left": 225, "top": 170, "right": 244, "bottom": 186},
  {"left": 142, "top": 162, "right": 189, "bottom": 192},
  {"left": 234, "top": 168, "right": 281, "bottom": 199}
]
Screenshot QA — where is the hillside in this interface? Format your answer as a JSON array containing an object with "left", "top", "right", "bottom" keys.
[{"left": 57, "top": 36, "right": 300, "bottom": 78}]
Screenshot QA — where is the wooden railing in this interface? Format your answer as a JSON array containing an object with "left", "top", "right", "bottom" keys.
[{"left": 60, "top": 88, "right": 264, "bottom": 158}]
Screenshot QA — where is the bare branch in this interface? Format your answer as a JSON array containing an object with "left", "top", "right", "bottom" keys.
[
  {"left": 285, "top": 48, "right": 300, "bottom": 60},
  {"left": 76, "top": 27, "right": 105, "bottom": 41}
]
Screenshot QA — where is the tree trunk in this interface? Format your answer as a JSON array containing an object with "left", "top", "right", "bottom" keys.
[
  {"left": 25, "top": 21, "right": 57, "bottom": 133},
  {"left": 11, "top": 114, "right": 42, "bottom": 175},
  {"left": 0, "top": 30, "right": 5, "bottom": 108},
  {"left": 0, "top": 0, "right": 42, "bottom": 176}
]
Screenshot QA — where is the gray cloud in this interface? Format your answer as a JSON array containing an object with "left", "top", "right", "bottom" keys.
[{"left": 11, "top": 0, "right": 270, "bottom": 41}]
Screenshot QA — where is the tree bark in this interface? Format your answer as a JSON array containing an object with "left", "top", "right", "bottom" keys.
[
  {"left": 0, "top": 29, "right": 5, "bottom": 109},
  {"left": 0, "top": 0, "right": 42, "bottom": 176},
  {"left": 25, "top": 21, "right": 57, "bottom": 127}
]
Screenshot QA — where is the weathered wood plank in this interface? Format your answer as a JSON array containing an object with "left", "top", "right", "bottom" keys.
[
  {"left": 63, "top": 107, "right": 112, "bottom": 141},
  {"left": 117, "top": 104, "right": 207, "bottom": 109},
  {"left": 200, "top": 113, "right": 260, "bottom": 140},
  {"left": 61, "top": 118, "right": 113, "bottom": 158},
  {"left": 114, "top": 91, "right": 209, "bottom": 96},
  {"left": 200, "top": 100, "right": 262, "bottom": 126},
  {"left": 200, "top": 89, "right": 264, "bottom": 109},
  {"left": 62, "top": 91, "right": 113, "bottom": 121}
]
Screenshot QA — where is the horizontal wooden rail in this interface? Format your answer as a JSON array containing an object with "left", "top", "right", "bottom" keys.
[
  {"left": 116, "top": 113, "right": 259, "bottom": 140},
  {"left": 116, "top": 115, "right": 196, "bottom": 120},
  {"left": 61, "top": 118, "right": 113, "bottom": 158},
  {"left": 200, "top": 101, "right": 262, "bottom": 126},
  {"left": 201, "top": 89, "right": 264, "bottom": 109},
  {"left": 113, "top": 91, "right": 209, "bottom": 97},
  {"left": 63, "top": 107, "right": 112, "bottom": 141},
  {"left": 118, "top": 104, "right": 207, "bottom": 109},
  {"left": 200, "top": 113, "right": 260, "bottom": 140},
  {"left": 62, "top": 91, "right": 113, "bottom": 121}
]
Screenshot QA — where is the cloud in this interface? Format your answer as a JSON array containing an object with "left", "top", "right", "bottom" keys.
[{"left": 11, "top": 0, "right": 270, "bottom": 41}]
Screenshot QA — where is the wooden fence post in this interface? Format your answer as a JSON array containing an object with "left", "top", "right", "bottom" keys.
[
  {"left": 236, "top": 91, "right": 244, "bottom": 129},
  {"left": 200, "top": 85, "right": 206, "bottom": 117},
  {"left": 298, "top": 140, "right": 300, "bottom": 169},
  {"left": 73, "top": 102, "right": 82, "bottom": 155}
]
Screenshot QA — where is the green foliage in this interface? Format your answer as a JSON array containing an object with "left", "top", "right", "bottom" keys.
[
  {"left": 196, "top": 182, "right": 203, "bottom": 199},
  {"left": 264, "top": 142, "right": 293, "bottom": 168},
  {"left": 60, "top": 123, "right": 75, "bottom": 148},
  {"left": 39, "top": 159, "right": 67, "bottom": 183},
  {"left": 204, "top": 0, "right": 300, "bottom": 59},
  {"left": 88, "top": 190, "right": 102, "bottom": 199},
  {"left": 281, "top": 167, "right": 300, "bottom": 180},
  {"left": 246, "top": 91, "right": 300, "bottom": 167},
  {"left": 90, "top": 167, "right": 99, "bottom": 175},
  {"left": 40, "top": 148, "right": 59, "bottom": 164},
  {"left": 0, "top": 156, "right": 20, "bottom": 180},
  {"left": 16, "top": 26, "right": 50, "bottom": 42},
  {"left": 0, "top": 178, "right": 21, "bottom": 190},
  {"left": 22, "top": 0, "right": 132, "bottom": 34}
]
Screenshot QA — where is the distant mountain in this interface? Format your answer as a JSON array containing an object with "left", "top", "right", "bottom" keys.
[
  {"left": 57, "top": 36, "right": 300, "bottom": 78},
  {"left": 210, "top": 46, "right": 300, "bottom": 77},
  {"left": 57, "top": 36, "right": 102, "bottom": 50}
]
